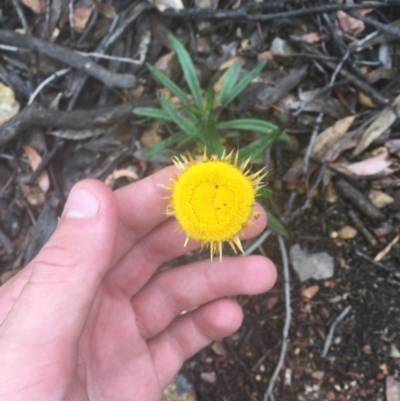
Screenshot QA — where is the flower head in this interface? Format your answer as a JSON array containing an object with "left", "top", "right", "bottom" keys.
[{"left": 165, "top": 150, "right": 265, "bottom": 260}]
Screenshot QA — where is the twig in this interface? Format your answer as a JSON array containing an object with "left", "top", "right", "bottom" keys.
[
  {"left": 348, "top": 210, "right": 377, "bottom": 246},
  {"left": 292, "top": 80, "right": 347, "bottom": 117},
  {"left": 355, "top": 251, "right": 400, "bottom": 279},
  {"left": 330, "top": 49, "right": 350, "bottom": 85},
  {"left": 293, "top": 37, "right": 389, "bottom": 107},
  {"left": 67, "top": 1, "right": 151, "bottom": 110},
  {"left": 28, "top": 68, "right": 70, "bottom": 105},
  {"left": 283, "top": 113, "right": 324, "bottom": 220},
  {"left": 302, "top": 113, "right": 323, "bottom": 178},
  {"left": 76, "top": 52, "right": 142, "bottom": 65},
  {"left": 263, "top": 235, "right": 291, "bottom": 401},
  {"left": 0, "top": 226, "right": 14, "bottom": 256},
  {"left": 0, "top": 29, "right": 136, "bottom": 89},
  {"left": 0, "top": 44, "right": 19, "bottom": 52},
  {"left": 336, "top": 179, "right": 385, "bottom": 221},
  {"left": 28, "top": 139, "right": 66, "bottom": 185},
  {"left": 374, "top": 235, "right": 400, "bottom": 261},
  {"left": 11, "top": 0, "right": 30, "bottom": 33},
  {"left": 288, "top": 143, "right": 339, "bottom": 222},
  {"left": 321, "top": 306, "right": 352, "bottom": 358},
  {"left": 0, "top": 97, "right": 154, "bottom": 146},
  {"left": 69, "top": 0, "right": 75, "bottom": 40},
  {"left": 244, "top": 229, "right": 272, "bottom": 256},
  {"left": 162, "top": 2, "right": 395, "bottom": 21}
]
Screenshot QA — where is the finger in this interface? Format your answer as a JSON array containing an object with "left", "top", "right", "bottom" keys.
[
  {"left": 113, "top": 166, "right": 176, "bottom": 244},
  {"left": 133, "top": 255, "right": 276, "bottom": 339},
  {"left": 0, "top": 166, "right": 175, "bottom": 322},
  {"left": 148, "top": 299, "right": 243, "bottom": 388},
  {"left": 108, "top": 204, "right": 267, "bottom": 296},
  {"left": 0, "top": 267, "right": 34, "bottom": 323},
  {"left": 1, "top": 180, "right": 118, "bottom": 344}
]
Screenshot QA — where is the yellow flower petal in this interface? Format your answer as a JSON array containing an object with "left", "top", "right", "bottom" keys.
[{"left": 166, "top": 150, "right": 265, "bottom": 260}]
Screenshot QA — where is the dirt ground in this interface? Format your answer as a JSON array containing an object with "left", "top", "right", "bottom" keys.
[{"left": 1, "top": 0, "right": 400, "bottom": 400}]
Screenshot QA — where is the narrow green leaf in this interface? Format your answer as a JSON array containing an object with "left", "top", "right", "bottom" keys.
[
  {"left": 133, "top": 107, "right": 172, "bottom": 121},
  {"left": 147, "top": 64, "right": 190, "bottom": 108},
  {"left": 221, "top": 60, "right": 266, "bottom": 106},
  {"left": 160, "top": 96, "right": 197, "bottom": 137},
  {"left": 178, "top": 132, "right": 204, "bottom": 150},
  {"left": 218, "top": 61, "right": 241, "bottom": 106},
  {"left": 199, "top": 114, "right": 224, "bottom": 157},
  {"left": 145, "top": 132, "right": 186, "bottom": 156},
  {"left": 279, "top": 131, "right": 291, "bottom": 142},
  {"left": 168, "top": 35, "right": 203, "bottom": 110},
  {"left": 205, "top": 88, "right": 215, "bottom": 114},
  {"left": 267, "top": 213, "right": 287, "bottom": 235},
  {"left": 217, "top": 118, "right": 279, "bottom": 133},
  {"left": 238, "top": 130, "right": 283, "bottom": 161}
]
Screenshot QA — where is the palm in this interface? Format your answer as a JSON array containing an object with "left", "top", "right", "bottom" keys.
[{"left": 77, "top": 287, "right": 163, "bottom": 401}]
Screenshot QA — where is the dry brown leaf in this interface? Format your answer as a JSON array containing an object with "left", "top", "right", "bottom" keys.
[
  {"left": 21, "top": 0, "right": 46, "bottom": 13},
  {"left": 313, "top": 116, "right": 357, "bottom": 158},
  {"left": 154, "top": 52, "right": 177, "bottom": 78},
  {"left": 346, "top": 152, "right": 391, "bottom": 176},
  {"left": 73, "top": 5, "right": 94, "bottom": 34},
  {"left": 157, "top": 88, "right": 181, "bottom": 107},
  {"left": 104, "top": 169, "right": 139, "bottom": 186},
  {"left": 140, "top": 126, "right": 162, "bottom": 148},
  {"left": 353, "top": 95, "right": 400, "bottom": 157},
  {"left": 301, "top": 285, "right": 320, "bottom": 299},
  {"left": 219, "top": 57, "right": 244, "bottom": 70},
  {"left": 301, "top": 32, "right": 321, "bottom": 43},
  {"left": 23, "top": 145, "right": 50, "bottom": 192},
  {"left": 369, "top": 189, "right": 395, "bottom": 209},
  {"left": 283, "top": 115, "right": 356, "bottom": 182},
  {"left": 336, "top": 10, "right": 365, "bottom": 36},
  {"left": 257, "top": 51, "right": 273, "bottom": 62},
  {"left": 0, "top": 83, "right": 20, "bottom": 126},
  {"left": 358, "top": 91, "right": 376, "bottom": 108}
]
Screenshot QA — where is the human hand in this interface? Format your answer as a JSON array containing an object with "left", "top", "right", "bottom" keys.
[{"left": 0, "top": 167, "right": 276, "bottom": 401}]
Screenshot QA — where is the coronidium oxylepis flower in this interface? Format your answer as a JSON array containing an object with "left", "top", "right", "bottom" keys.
[{"left": 165, "top": 150, "right": 266, "bottom": 261}]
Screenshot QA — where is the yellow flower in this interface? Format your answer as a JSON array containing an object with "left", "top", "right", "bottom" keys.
[{"left": 165, "top": 150, "right": 265, "bottom": 260}]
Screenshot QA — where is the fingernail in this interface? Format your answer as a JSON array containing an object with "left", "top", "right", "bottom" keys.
[{"left": 63, "top": 188, "right": 100, "bottom": 219}]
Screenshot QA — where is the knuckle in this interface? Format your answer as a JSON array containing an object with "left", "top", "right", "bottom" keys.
[{"left": 32, "top": 244, "right": 81, "bottom": 280}]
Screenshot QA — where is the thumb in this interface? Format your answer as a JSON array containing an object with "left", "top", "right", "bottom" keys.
[{"left": 1, "top": 179, "right": 118, "bottom": 344}]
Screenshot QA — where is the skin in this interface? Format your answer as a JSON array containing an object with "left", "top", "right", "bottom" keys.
[{"left": 0, "top": 166, "right": 277, "bottom": 401}]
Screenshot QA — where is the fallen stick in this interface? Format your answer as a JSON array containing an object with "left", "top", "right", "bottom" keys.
[
  {"left": 321, "top": 306, "right": 352, "bottom": 358},
  {"left": 0, "top": 29, "right": 136, "bottom": 89},
  {"left": 0, "top": 98, "right": 154, "bottom": 146},
  {"left": 336, "top": 179, "right": 385, "bottom": 221}
]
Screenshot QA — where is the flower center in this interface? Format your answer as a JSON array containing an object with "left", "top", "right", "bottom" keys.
[{"left": 172, "top": 161, "right": 255, "bottom": 242}]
